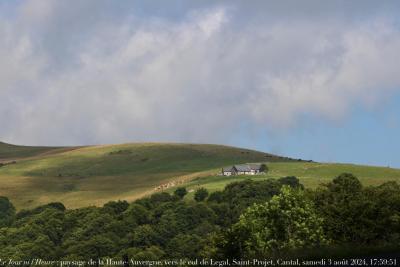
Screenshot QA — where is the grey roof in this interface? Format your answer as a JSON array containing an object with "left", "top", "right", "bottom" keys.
[
  {"left": 248, "top": 163, "right": 262, "bottom": 170},
  {"left": 222, "top": 166, "right": 236, "bottom": 172},
  {"left": 234, "top": 164, "right": 252, "bottom": 172},
  {"left": 223, "top": 163, "right": 263, "bottom": 173}
]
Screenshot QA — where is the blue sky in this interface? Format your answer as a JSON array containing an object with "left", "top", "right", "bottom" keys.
[
  {"left": 1, "top": 0, "right": 400, "bottom": 167},
  {"left": 234, "top": 91, "right": 400, "bottom": 167}
]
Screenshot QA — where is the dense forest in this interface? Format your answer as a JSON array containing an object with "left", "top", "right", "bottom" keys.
[{"left": 0, "top": 173, "right": 399, "bottom": 265}]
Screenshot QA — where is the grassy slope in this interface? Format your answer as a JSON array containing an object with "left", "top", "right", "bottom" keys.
[
  {"left": 0, "top": 142, "right": 279, "bottom": 209},
  {"left": 1, "top": 142, "right": 400, "bottom": 210},
  {"left": 180, "top": 162, "right": 400, "bottom": 199},
  {"left": 0, "top": 142, "right": 68, "bottom": 160}
]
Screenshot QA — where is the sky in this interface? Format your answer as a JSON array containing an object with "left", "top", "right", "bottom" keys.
[{"left": 1, "top": 0, "right": 400, "bottom": 167}]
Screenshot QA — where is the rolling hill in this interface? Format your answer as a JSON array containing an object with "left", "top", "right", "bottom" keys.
[
  {"left": 0, "top": 141, "right": 72, "bottom": 160},
  {"left": 0, "top": 142, "right": 287, "bottom": 209},
  {"left": 178, "top": 161, "right": 400, "bottom": 199},
  {"left": 1, "top": 141, "right": 400, "bottom": 210}
]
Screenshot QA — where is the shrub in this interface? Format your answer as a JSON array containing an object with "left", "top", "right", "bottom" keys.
[
  {"left": 194, "top": 188, "right": 209, "bottom": 202},
  {"left": 234, "top": 186, "right": 328, "bottom": 257},
  {"left": 174, "top": 187, "right": 188, "bottom": 199}
]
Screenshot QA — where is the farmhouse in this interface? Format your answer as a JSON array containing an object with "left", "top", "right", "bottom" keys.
[{"left": 222, "top": 163, "right": 265, "bottom": 176}]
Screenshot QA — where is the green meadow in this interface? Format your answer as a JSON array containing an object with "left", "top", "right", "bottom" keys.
[
  {"left": 1, "top": 141, "right": 400, "bottom": 209},
  {"left": 0, "top": 141, "right": 67, "bottom": 159},
  {"left": 0, "top": 142, "right": 281, "bottom": 209},
  {"left": 180, "top": 162, "right": 400, "bottom": 199}
]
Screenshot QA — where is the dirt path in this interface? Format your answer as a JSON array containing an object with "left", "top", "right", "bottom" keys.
[{"left": 154, "top": 169, "right": 218, "bottom": 192}]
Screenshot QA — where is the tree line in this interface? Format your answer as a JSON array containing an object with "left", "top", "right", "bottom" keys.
[{"left": 0, "top": 173, "right": 399, "bottom": 263}]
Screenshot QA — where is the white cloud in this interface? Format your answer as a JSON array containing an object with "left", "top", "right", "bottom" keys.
[{"left": 0, "top": 1, "right": 400, "bottom": 145}]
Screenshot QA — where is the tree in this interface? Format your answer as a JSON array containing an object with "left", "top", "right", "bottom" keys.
[
  {"left": 259, "top": 164, "right": 268, "bottom": 173},
  {"left": 123, "top": 246, "right": 165, "bottom": 261},
  {"left": 16, "top": 202, "right": 65, "bottom": 220},
  {"left": 166, "top": 234, "right": 204, "bottom": 259},
  {"left": 4, "top": 174, "right": 400, "bottom": 260},
  {"left": 220, "top": 179, "right": 282, "bottom": 225},
  {"left": 123, "top": 203, "right": 150, "bottom": 227},
  {"left": 207, "top": 191, "right": 224, "bottom": 203},
  {"left": 103, "top": 200, "right": 129, "bottom": 215},
  {"left": 131, "top": 224, "right": 158, "bottom": 247},
  {"left": 174, "top": 187, "right": 188, "bottom": 199},
  {"left": 313, "top": 173, "right": 367, "bottom": 243},
  {"left": 64, "top": 234, "right": 116, "bottom": 261},
  {"left": 278, "top": 176, "right": 303, "bottom": 189},
  {"left": 364, "top": 181, "right": 400, "bottom": 243},
  {"left": 326, "top": 173, "right": 362, "bottom": 195},
  {"left": 194, "top": 188, "right": 209, "bottom": 202},
  {"left": 150, "top": 192, "right": 174, "bottom": 205},
  {"left": 234, "top": 186, "right": 328, "bottom": 257},
  {"left": 314, "top": 174, "right": 400, "bottom": 244},
  {"left": 0, "top": 196, "right": 15, "bottom": 227}
]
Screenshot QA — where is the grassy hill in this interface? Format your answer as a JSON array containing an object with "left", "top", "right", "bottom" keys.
[
  {"left": 1, "top": 141, "right": 400, "bottom": 210},
  {"left": 0, "top": 141, "right": 70, "bottom": 160},
  {"left": 179, "top": 162, "right": 400, "bottom": 199},
  {"left": 0, "top": 142, "right": 285, "bottom": 209}
]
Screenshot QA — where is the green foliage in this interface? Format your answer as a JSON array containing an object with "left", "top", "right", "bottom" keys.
[
  {"left": 123, "top": 246, "right": 165, "bottom": 261},
  {"left": 0, "top": 196, "right": 15, "bottom": 228},
  {"left": 207, "top": 191, "right": 224, "bottom": 203},
  {"left": 194, "top": 188, "right": 209, "bottom": 202},
  {"left": 314, "top": 173, "right": 400, "bottom": 244},
  {"left": 103, "top": 200, "right": 129, "bottom": 216},
  {"left": 131, "top": 225, "right": 158, "bottom": 247},
  {"left": 150, "top": 192, "right": 176, "bottom": 204},
  {"left": 218, "top": 179, "right": 282, "bottom": 225},
  {"left": 234, "top": 186, "right": 328, "bottom": 257},
  {"left": 364, "top": 182, "right": 400, "bottom": 243},
  {"left": 1, "top": 174, "right": 399, "bottom": 261},
  {"left": 16, "top": 202, "right": 65, "bottom": 220},
  {"left": 182, "top": 162, "right": 400, "bottom": 197},
  {"left": 123, "top": 203, "right": 150, "bottom": 227},
  {"left": 260, "top": 163, "right": 268, "bottom": 172},
  {"left": 314, "top": 173, "right": 365, "bottom": 243},
  {"left": 278, "top": 176, "right": 303, "bottom": 189},
  {"left": 174, "top": 187, "right": 188, "bottom": 199},
  {"left": 166, "top": 234, "right": 204, "bottom": 259},
  {"left": 64, "top": 234, "right": 116, "bottom": 259},
  {"left": 327, "top": 173, "right": 362, "bottom": 194}
]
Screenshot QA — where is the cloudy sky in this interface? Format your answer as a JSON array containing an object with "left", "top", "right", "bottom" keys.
[{"left": 1, "top": 0, "right": 400, "bottom": 167}]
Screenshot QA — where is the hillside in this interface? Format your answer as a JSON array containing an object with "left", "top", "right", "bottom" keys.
[
  {"left": 0, "top": 142, "right": 285, "bottom": 209},
  {"left": 0, "top": 142, "right": 69, "bottom": 160},
  {"left": 1, "top": 141, "right": 400, "bottom": 210},
  {"left": 179, "top": 161, "right": 400, "bottom": 199}
]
